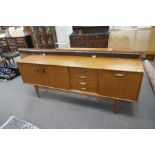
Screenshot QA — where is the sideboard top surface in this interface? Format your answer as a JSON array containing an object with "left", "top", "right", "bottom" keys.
[{"left": 17, "top": 54, "right": 144, "bottom": 73}]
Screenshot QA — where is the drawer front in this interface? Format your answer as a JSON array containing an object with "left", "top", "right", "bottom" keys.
[
  {"left": 99, "top": 70, "right": 143, "bottom": 101},
  {"left": 70, "top": 79, "right": 98, "bottom": 93},
  {"left": 69, "top": 67, "right": 99, "bottom": 81}
]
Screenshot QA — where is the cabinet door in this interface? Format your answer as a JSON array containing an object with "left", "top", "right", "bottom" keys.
[
  {"left": 121, "top": 72, "right": 143, "bottom": 101},
  {"left": 99, "top": 70, "right": 124, "bottom": 99},
  {"left": 40, "top": 65, "right": 55, "bottom": 87},
  {"left": 41, "top": 65, "right": 70, "bottom": 90},
  {"left": 18, "top": 63, "right": 43, "bottom": 85},
  {"left": 99, "top": 70, "right": 143, "bottom": 101}
]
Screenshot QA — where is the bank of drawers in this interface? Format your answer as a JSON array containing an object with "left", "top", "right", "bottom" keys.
[{"left": 69, "top": 67, "right": 99, "bottom": 93}]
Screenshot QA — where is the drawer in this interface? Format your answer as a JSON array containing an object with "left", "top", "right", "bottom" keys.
[
  {"left": 69, "top": 67, "right": 99, "bottom": 81},
  {"left": 70, "top": 79, "right": 98, "bottom": 93}
]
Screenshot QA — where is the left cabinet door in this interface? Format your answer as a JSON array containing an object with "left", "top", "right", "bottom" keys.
[{"left": 18, "top": 63, "right": 43, "bottom": 85}]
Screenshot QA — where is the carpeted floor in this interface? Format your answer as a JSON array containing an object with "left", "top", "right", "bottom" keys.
[{"left": 0, "top": 70, "right": 155, "bottom": 128}]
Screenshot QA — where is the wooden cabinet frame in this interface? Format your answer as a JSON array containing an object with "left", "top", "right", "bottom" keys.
[{"left": 17, "top": 55, "right": 144, "bottom": 113}]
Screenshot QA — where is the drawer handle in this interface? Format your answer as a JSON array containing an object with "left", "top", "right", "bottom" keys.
[
  {"left": 80, "top": 82, "right": 86, "bottom": 85},
  {"left": 80, "top": 76, "right": 86, "bottom": 79},
  {"left": 115, "top": 73, "right": 124, "bottom": 77},
  {"left": 81, "top": 87, "right": 87, "bottom": 90}
]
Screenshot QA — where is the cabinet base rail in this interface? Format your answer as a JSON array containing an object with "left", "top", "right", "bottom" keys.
[{"left": 34, "top": 85, "right": 122, "bottom": 113}]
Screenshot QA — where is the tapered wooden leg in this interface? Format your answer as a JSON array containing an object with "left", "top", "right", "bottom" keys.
[
  {"left": 113, "top": 100, "right": 120, "bottom": 113},
  {"left": 34, "top": 85, "right": 40, "bottom": 97}
]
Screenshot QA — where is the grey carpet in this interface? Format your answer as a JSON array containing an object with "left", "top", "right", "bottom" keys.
[{"left": 0, "top": 71, "right": 155, "bottom": 128}]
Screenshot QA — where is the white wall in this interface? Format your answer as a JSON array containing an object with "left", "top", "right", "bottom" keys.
[
  {"left": 8, "top": 27, "right": 27, "bottom": 37},
  {"left": 0, "top": 27, "right": 28, "bottom": 38},
  {"left": 55, "top": 26, "right": 73, "bottom": 48}
]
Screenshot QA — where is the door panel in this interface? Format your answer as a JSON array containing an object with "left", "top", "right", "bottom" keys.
[
  {"left": 53, "top": 66, "right": 70, "bottom": 89},
  {"left": 40, "top": 65, "right": 55, "bottom": 87},
  {"left": 41, "top": 65, "right": 70, "bottom": 90},
  {"left": 99, "top": 70, "right": 142, "bottom": 101},
  {"left": 99, "top": 70, "right": 125, "bottom": 99},
  {"left": 123, "top": 72, "right": 143, "bottom": 101},
  {"left": 18, "top": 63, "right": 43, "bottom": 85}
]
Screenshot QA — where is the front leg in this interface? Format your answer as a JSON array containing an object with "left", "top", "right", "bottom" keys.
[
  {"left": 113, "top": 100, "right": 120, "bottom": 113},
  {"left": 34, "top": 85, "right": 40, "bottom": 97}
]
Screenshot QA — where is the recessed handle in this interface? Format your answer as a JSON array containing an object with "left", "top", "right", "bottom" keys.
[
  {"left": 80, "top": 82, "right": 86, "bottom": 85},
  {"left": 42, "top": 69, "right": 46, "bottom": 74},
  {"left": 81, "top": 87, "right": 87, "bottom": 90},
  {"left": 115, "top": 73, "right": 124, "bottom": 77},
  {"left": 80, "top": 76, "right": 86, "bottom": 79}
]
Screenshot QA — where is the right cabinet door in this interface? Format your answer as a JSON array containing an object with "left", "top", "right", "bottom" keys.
[{"left": 99, "top": 70, "right": 143, "bottom": 101}]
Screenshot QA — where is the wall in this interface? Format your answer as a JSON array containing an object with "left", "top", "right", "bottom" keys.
[
  {"left": 0, "top": 27, "right": 28, "bottom": 38},
  {"left": 108, "top": 27, "right": 155, "bottom": 52},
  {"left": 55, "top": 26, "right": 73, "bottom": 48},
  {"left": 8, "top": 27, "right": 26, "bottom": 37}
]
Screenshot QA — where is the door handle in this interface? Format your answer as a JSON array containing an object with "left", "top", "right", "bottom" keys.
[
  {"left": 42, "top": 69, "right": 46, "bottom": 74},
  {"left": 115, "top": 73, "right": 124, "bottom": 77}
]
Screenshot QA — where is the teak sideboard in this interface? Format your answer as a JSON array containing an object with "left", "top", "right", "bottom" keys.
[{"left": 17, "top": 55, "right": 144, "bottom": 113}]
